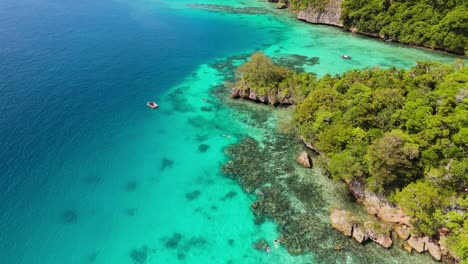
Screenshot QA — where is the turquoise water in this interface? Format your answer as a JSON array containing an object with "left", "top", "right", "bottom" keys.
[{"left": 0, "top": 0, "right": 460, "bottom": 263}]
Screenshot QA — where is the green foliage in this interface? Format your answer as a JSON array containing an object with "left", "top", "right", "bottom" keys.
[
  {"left": 233, "top": 54, "right": 467, "bottom": 260},
  {"left": 341, "top": 0, "right": 468, "bottom": 54},
  {"left": 290, "top": 60, "right": 467, "bottom": 257},
  {"left": 286, "top": 0, "right": 467, "bottom": 54},
  {"left": 235, "top": 51, "right": 288, "bottom": 96},
  {"left": 394, "top": 181, "right": 446, "bottom": 235},
  {"left": 367, "top": 130, "right": 421, "bottom": 192},
  {"left": 234, "top": 52, "right": 316, "bottom": 102}
]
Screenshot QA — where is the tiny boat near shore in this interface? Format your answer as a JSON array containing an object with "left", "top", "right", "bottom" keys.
[
  {"left": 340, "top": 54, "right": 351, "bottom": 60},
  {"left": 146, "top": 101, "right": 158, "bottom": 109}
]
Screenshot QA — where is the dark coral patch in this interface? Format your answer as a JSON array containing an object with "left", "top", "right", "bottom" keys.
[
  {"left": 164, "top": 233, "right": 183, "bottom": 249},
  {"left": 87, "top": 252, "right": 98, "bottom": 263},
  {"left": 161, "top": 158, "right": 174, "bottom": 171},
  {"left": 61, "top": 209, "right": 79, "bottom": 224},
  {"left": 200, "top": 106, "right": 212, "bottom": 112},
  {"left": 220, "top": 190, "right": 237, "bottom": 201},
  {"left": 124, "top": 208, "right": 137, "bottom": 216},
  {"left": 125, "top": 180, "right": 138, "bottom": 192},
  {"left": 185, "top": 190, "right": 201, "bottom": 201},
  {"left": 198, "top": 144, "right": 210, "bottom": 152},
  {"left": 228, "top": 239, "right": 234, "bottom": 246},
  {"left": 130, "top": 246, "right": 148, "bottom": 264},
  {"left": 83, "top": 175, "right": 100, "bottom": 185},
  {"left": 187, "top": 236, "right": 207, "bottom": 248},
  {"left": 177, "top": 253, "right": 186, "bottom": 260},
  {"left": 251, "top": 239, "right": 269, "bottom": 251}
]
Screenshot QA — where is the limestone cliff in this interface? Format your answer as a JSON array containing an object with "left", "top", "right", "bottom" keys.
[{"left": 296, "top": 0, "right": 343, "bottom": 27}]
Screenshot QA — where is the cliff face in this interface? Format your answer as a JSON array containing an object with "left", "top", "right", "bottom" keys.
[
  {"left": 231, "top": 87, "right": 294, "bottom": 105},
  {"left": 296, "top": 0, "right": 343, "bottom": 27}
]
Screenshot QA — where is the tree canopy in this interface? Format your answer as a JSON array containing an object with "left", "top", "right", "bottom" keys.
[
  {"left": 283, "top": 0, "right": 468, "bottom": 54},
  {"left": 233, "top": 53, "right": 467, "bottom": 260}
]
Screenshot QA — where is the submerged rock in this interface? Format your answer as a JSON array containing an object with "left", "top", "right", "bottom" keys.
[
  {"left": 297, "top": 151, "right": 312, "bottom": 168},
  {"left": 130, "top": 246, "right": 148, "bottom": 264},
  {"left": 251, "top": 239, "right": 269, "bottom": 251},
  {"left": 198, "top": 144, "right": 210, "bottom": 152}
]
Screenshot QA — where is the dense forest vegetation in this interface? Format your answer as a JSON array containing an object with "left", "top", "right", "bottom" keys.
[
  {"left": 233, "top": 52, "right": 467, "bottom": 262},
  {"left": 285, "top": 0, "right": 468, "bottom": 55}
]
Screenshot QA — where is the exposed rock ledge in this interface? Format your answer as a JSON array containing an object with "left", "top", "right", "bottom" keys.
[
  {"left": 340, "top": 178, "right": 455, "bottom": 262},
  {"left": 297, "top": 0, "right": 343, "bottom": 27},
  {"left": 330, "top": 209, "right": 392, "bottom": 248},
  {"left": 231, "top": 87, "right": 294, "bottom": 105}
]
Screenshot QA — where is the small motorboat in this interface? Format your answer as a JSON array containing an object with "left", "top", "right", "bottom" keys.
[
  {"left": 340, "top": 54, "right": 352, "bottom": 60},
  {"left": 146, "top": 101, "right": 159, "bottom": 109}
]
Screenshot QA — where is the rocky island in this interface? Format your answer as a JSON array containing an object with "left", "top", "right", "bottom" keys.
[{"left": 225, "top": 52, "right": 467, "bottom": 263}]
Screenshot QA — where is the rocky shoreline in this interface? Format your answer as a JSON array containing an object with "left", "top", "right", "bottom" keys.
[
  {"left": 269, "top": 0, "right": 464, "bottom": 56},
  {"left": 230, "top": 87, "right": 294, "bottom": 105},
  {"left": 300, "top": 138, "right": 459, "bottom": 263},
  {"left": 227, "top": 91, "right": 458, "bottom": 263}
]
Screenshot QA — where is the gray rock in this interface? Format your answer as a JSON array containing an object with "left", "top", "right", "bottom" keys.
[{"left": 297, "top": 0, "right": 343, "bottom": 27}]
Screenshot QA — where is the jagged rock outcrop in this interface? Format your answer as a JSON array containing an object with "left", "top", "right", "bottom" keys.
[
  {"left": 426, "top": 240, "right": 442, "bottom": 261},
  {"left": 231, "top": 87, "right": 294, "bottom": 105},
  {"left": 275, "top": 2, "right": 287, "bottom": 9},
  {"left": 395, "top": 225, "right": 410, "bottom": 240},
  {"left": 297, "top": 0, "right": 343, "bottom": 27},
  {"left": 406, "top": 236, "right": 442, "bottom": 261},
  {"left": 366, "top": 223, "right": 393, "bottom": 248},
  {"left": 347, "top": 179, "right": 412, "bottom": 227},
  {"left": 408, "top": 236, "right": 426, "bottom": 253},
  {"left": 331, "top": 209, "right": 394, "bottom": 248},
  {"left": 297, "top": 151, "right": 312, "bottom": 168},
  {"left": 352, "top": 225, "right": 368, "bottom": 243}
]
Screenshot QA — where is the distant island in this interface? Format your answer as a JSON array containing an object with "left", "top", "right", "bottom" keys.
[
  {"left": 226, "top": 52, "right": 467, "bottom": 263},
  {"left": 268, "top": 0, "right": 467, "bottom": 55}
]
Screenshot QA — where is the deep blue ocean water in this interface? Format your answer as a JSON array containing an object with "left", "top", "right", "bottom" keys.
[{"left": 0, "top": 0, "right": 459, "bottom": 263}]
